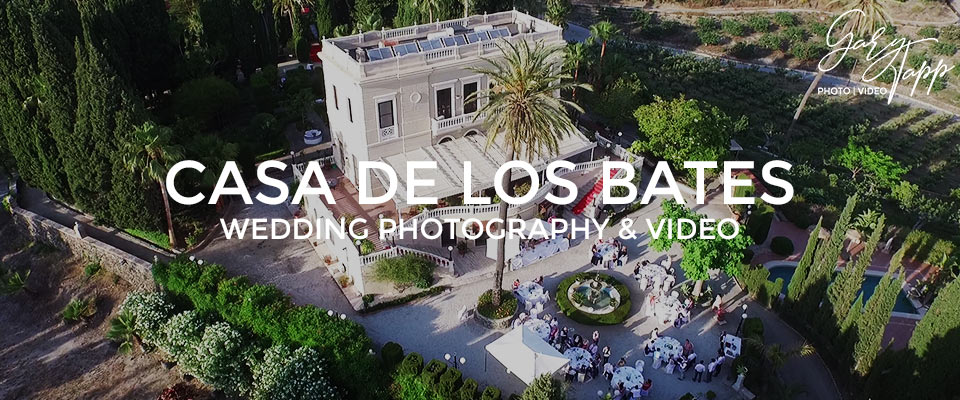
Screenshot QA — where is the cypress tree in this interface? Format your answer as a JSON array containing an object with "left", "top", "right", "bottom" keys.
[
  {"left": 827, "top": 215, "right": 885, "bottom": 324},
  {"left": 799, "top": 195, "right": 858, "bottom": 319},
  {"left": 907, "top": 277, "right": 960, "bottom": 399},
  {"left": 852, "top": 264, "right": 903, "bottom": 376},
  {"left": 840, "top": 292, "right": 863, "bottom": 336},
  {"left": 314, "top": 0, "right": 335, "bottom": 37},
  {"left": 787, "top": 216, "right": 822, "bottom": 303}
]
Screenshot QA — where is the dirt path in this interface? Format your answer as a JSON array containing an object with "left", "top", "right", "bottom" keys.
[{"left": 0, "top": 225, "right": 192, "bottom": 399}]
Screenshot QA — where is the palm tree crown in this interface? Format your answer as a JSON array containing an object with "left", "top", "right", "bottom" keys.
[
  {"left": 471, "top": 40, "right": 590, "bottom": 161},
  {"left": 587, "top": 20, "right": 619, "bottom": 59},
  {"left": 826, "top": 0, "right": 892, "bottom": 36},
  {"left": 123, "top": 122, "right": 184, "bottom": 183}
]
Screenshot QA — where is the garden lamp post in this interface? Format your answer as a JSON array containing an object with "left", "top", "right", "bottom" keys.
[
  {"left": 736, "top": 304, "right": 748, "bottom": 336},
  {"left": 290, "top": 150, "right": 296, "bottom": 166},
  {"left": 448, "top": 245, "right": 454, "bottom": 260},
  {"left": 445, "top": 353, "right": 466, "bottom": 370}
]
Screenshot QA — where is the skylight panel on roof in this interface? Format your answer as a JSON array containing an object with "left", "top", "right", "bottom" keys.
[
  {"left": 466, "top": 32, "right": 486, "bottom": 43},
  {"left": 418, "top": 39, "right": 444, "bottom": 51},
  {"left": 442, "top": 35, "right": 467, "bottom": 47},
  {"left": 393, "top": 43, "right": 419, "bottom": 56},
  {"left": 367, "top": 47, "right": 394, "bottom": 61}
]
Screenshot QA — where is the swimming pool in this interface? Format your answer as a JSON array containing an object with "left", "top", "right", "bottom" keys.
[{"left": 767, "top": 266, "right": 918, "bottom": 314}]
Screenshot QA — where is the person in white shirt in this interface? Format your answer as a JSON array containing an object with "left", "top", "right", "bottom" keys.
[
  {"left": 714, "top": 354, "right": 726, "bottom": 377},
  {"left": 650, "top": 327, "right": 659, "bottom": 341},
  {"left": 694, "top": 361, "right": 705, "bottom": 382},
  {"left": 603, "top": 362, "right": 614, "bottom": 380},
  {"left": 706, "top": 359, "right": 716, "bottom": 382}
]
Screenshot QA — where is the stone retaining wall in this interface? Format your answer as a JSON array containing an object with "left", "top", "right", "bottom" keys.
[{"left": 9, "top": 202, "right": 154, "bottom": 289}]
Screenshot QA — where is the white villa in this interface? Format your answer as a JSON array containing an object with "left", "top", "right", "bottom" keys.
[{"left": 294, "top": 11, "right": 641, "bottom": 298}]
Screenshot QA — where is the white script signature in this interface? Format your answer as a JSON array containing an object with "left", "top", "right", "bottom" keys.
[{"left": 818, "top": 9, "right": 955, "bottom": 103}]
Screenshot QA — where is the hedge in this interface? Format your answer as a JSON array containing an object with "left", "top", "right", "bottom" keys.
[
  {"left": 152, "top": 256, "right": 381, "bottom": 399},
  {"left": 740, "top": 266, "right": 782, "bottom": 308},
  {"left": 420, "top": 359, "right": 448, "bottom": 387},
  {"left": 556, "top": 273, "right": 632, "bottom": 325},
  {"left": 746, "top": 202, "right": 775, "bottom": 245},
  {"left": 481, "top": 385, "right": 503, "bottom": 400},
  {"left": 770, "top": 236, "right": 794, "bottom": 256},
  {"left": 359, "top": 285, "right": 449, "bottom": 314},
  {"left": 382, "top": 342, "right": 404, "bottom": 369},
  {"left": 437, "top": 367, "right": 463, "bottom": 398},
  {"left": 742, "top": 317, "right": 765, "bottom": 341},
  {"left": 477, "top": 289, "right": 518, "bottom": 319},
  {"left": 458, "top": 379, "right": 479, "bottom": 400},
  {"left": 398, "top": 352, "right": 424, "bottom": 376},
  {"left": 902, "top": 230, "right": 956, "bottom": 266}
]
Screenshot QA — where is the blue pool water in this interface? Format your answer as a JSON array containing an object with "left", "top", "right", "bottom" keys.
[{"left": 767, "top": 266, "right": 918, "bottom": 314}]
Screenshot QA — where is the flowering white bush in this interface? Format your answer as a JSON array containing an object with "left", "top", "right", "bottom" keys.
[
  {"left": 119, "top": 291, "right": 176, "bottom": 345},
  {"left": 251, "top": 344, "right": 340, "bottom": 400},
  {"left": 194, "top": 322, "right": 256, "bottom": 396},
  {"left": 157, "top": 310, "right": 207, "bottom": 369}
]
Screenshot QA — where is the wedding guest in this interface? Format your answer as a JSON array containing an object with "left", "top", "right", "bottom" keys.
[
  {"left": 714, "top": 354, "right": 726, "bottom": 377},
  {"left": 643, "top": 342, "right": 655, "bottom": 357},
  {"left": 631, "top": 386, "right": 643, "bottom": 399},
  {"left": 534, "top": 275, "right": 544, "bottom": 285},
  {"left": 640, "top": 379, "right": 652, "bottom": 396},
  {"left": 513, "top": 279, "right": 521, "bottom": 291},
  {"left": 603, "top": 362, "right": 614, "bottom": 380},
  {"left": 592, "top": 330, "right": 600, "bottom": 343},
  {"left": 694, "top": 361, "right": 706, "bottom": 382},
  {"left": 665, "top": 357, "right": 676, "bottom": 374},
  {"left": 602, "top": 346, "right": 612, "bottom": 364},
  {"left": 588, "top": 341, "right": 599, "bottom": 356},
  {"left": 706, "top": 359, "right": 716, "bottom": 382},
  {"left": 617, "top": 357, "right": 627, "bottom": 367},
  {"left": 650, "top": 328, "right": 660, "bottom": 341},
  {"left": 559, "top": 328, "right": 569, "bottom": 349},
  {"left": 683, "top": 339, "right": 694, "bottom": 357},
  {"left": 566, "top": 367, "right": 576, "bottom": 382},
  {"left": 677, "top": 357, "right": 688, "bottom": 380},
  {"left": 711, "top": 295, "right": 722, "bottom": 311}
]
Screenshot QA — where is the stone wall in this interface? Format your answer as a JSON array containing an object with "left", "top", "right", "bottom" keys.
[{"left": 9, "top": 203, "right": 154, "bottom": 289}]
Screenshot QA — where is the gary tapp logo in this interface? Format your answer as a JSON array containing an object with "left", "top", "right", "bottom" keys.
[{"left": 817, "top": 9, "right": 956, "bottom": 101}]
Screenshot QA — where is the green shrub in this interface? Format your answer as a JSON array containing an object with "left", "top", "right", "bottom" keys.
[
  {"left": 746, "top": 15, "right": 770, "bottom": 32},
  {"left": 393, "top": 372, "right": 434, "bottom": 400},
  {"left": 941, "top": 25, "right": 960, "bottom": 42},
  {"left": 696, "top": 17, "right": 719, "bottom": 31},
  {"left": 458, "top": 378, "right": 479, "bottom": 400},
  {"left": 372, "top": 254, "right": 436, "bottom": 290},
  {"left": 697, "top": 29, "right": 725, "bottom": 45},
  {"left": 62, "top": 297, "right": 97, "bottom": 322},
  {"left": 83, "top": 262, "right": 101, "bottom": 278},
  {"left": 420, "top": 359, "right": 447, "bottom": 388},
  {"left": 157, "top": 310, "right": 208, "bottom": 367},
  {"left": 399, "top": 352, "right": 425, "bottom": 376},
  {"left": 782, "top": 26, "right": 807, "bottom": 44},
  {"left": 119, "top": 291, "right": 176, "bottom": 345},
  {"left": 521, "top": 375, "right": 564, "bottom": 400},
  {"left": 742, "top": 317, "right": 764, "bottom": 340},
  {"left": 437, "top": 367, "right": 463, "bottom": 398},
  {"left": 124, "top": 229, "right": 171, "bottom": 249},
  {"left": 771, "top": 236, "right": 795, "bottom": 256},
  {"left": 251, "top": 344, "right": 340, "bottom": 400},
  {"left": 721, "top": 19, "right": 747, "bottom": 36},
  {"left": 918, "top": 26, "right": 938, "bottom": 39},
  {"left": 382, "top": 342, "right": 404, "bottom": 369},
  {"left": 193, "top": 322, "right": 255, "bottom": 396},
  {"left": 359, "top": 238, "right": 376, "bottom": 255},
  {"left": 773, "top": 12, "right": 796, "bottom": 27},
  {"left": 902, "top": 230, "right": 957, "bottom": 266},
  {"left": 477, "top": 289, "right": 518, "bottom": 319},
  {"left": 746, "top": 203, "right": 775, "bottom": 245},
  {"left": 633, "top": 9, "right": 652, "bottom": 29},
  {"left": 807, "top": 21, "right": 828, "bottom": 37},
  {"left": 932, "top": 42, "right": 957, "bottom": 56},
  {"left": 556, "top": 273, "right": 632, "bottom": 325},
  {"left": 757, "top": 33, "right": 784, "bottom": 50},
  {"left": 173, "top": 76, "right": 240, "bottom": 128},
  {"left": 727, "top": 42, "right": 758, "bottom": 59},
  {"left": 679, "top": 394, "right": 695, "bottom": 400},
  {"left": 481, "top": 386, "right": 502, "bottom": 400},
  {"left": 239, "top": 284, "right": 292, "bottom": 342}
]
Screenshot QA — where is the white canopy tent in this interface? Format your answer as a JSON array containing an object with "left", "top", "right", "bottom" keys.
[{"left": 485, "top": 326, "right": 570, "bottom": 385}]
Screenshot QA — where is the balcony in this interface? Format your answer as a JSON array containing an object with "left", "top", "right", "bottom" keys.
[{"left": 431, "top": 112, "right": 485, "bottom": 136}]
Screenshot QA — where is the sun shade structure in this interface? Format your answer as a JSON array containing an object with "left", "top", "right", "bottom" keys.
[{"left": 485, "top": 326, "right": 570, "bottom": 385}]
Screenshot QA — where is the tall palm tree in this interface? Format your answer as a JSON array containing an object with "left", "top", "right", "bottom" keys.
[
  {"left": 587, "top": 21, "right": 619, "bottom": 61},
  {"left": 273, "top": 0, "right": 309, "bottom": 33},
  {"left": 787, "top": 0, "right": 891, "bottom": 139},
  {"left": 563, "top": 43, "right": 587, "bottom": 99},
  {"left": 469, "top": 40, "right": 590, "bottom": 307},
  {"left": 122, "top": 122, "right": 184, "bottom": 249}
]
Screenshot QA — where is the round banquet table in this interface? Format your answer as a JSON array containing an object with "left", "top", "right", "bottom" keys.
[
  {"left": 516, "top": 282, "right": 549, "bottom": 308},
  {"left": 523, "top": 318, "right": 551, "bottom": 340},
  {"left": 611, "top": 366, "right": 644, "bottom": 390},
  {"left": 654, "top": 295, "right": 683, "bottom": 325},
  {"left": 563, "top": 347, "right": 593, "bottom": 370},
  {"left": 652, "top": 336, "right": 683, "bottom": 361}
]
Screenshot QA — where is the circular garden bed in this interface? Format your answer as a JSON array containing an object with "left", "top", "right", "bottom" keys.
[
  {"left": 557, "top": 273, "right": 632, "bottom": 325},
  {"left": 475, "top": 289, "right": 518, "bottom": 329}
]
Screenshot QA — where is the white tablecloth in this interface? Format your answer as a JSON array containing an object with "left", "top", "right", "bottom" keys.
[
  {"left": 517, "top": 238, "right": 570, "bottom": 268},
  {"left": 524, "top": 318, "right": 551, "bottom": 340},
  {"left": 654, "top": 295, "right": 683, "bottom": 325},
  {"left": 564, "top": 347, "right": 593, "bottom": 370},
  {"left": 517, "top": 282, "right": 549, "bottom": 307},
  {"left": 652, "top": 336, "right": 683, "bottom": 361},
  {"left": 723, "top": 335, "right": 742, "bottom": 358},
  {"left": 611, "top": 366, "right": 644, "bottom": 390},
  {"left": 637, "top": 263, "right": 668, "bottom": 290}
]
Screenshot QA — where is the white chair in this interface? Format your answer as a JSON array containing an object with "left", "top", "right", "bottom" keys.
[{"left": 634, "top": 359, "right": 645, "bottom": 372}]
